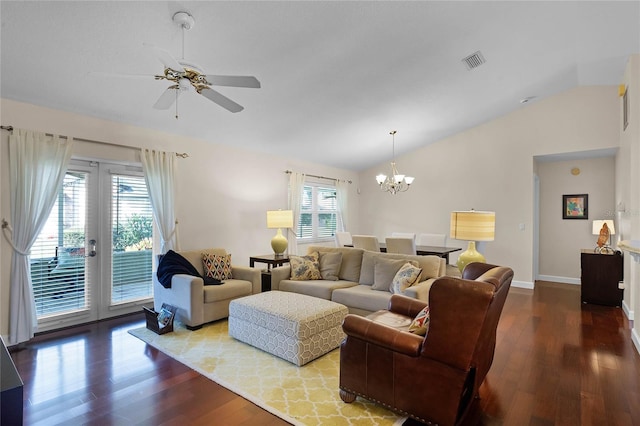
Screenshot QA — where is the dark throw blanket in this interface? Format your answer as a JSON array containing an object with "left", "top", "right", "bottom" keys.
[{"left": 157, "top": 250, "right": 222, "bottom": 288}]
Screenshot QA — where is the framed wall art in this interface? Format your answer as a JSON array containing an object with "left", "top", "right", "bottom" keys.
[{"left": 563, "top": 194, "right": 588, "bottom": 220}]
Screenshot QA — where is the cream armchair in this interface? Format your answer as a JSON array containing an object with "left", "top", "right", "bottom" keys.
[{"left": 153, "top": 248, "right": 260, "bottom": 330}]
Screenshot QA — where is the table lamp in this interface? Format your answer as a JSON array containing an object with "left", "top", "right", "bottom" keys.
[
  {"left": 592, "top": 219, "right": 615, "bottom": 254},
  {"left": 267, "top": 210, "right": 294, "bottom": 257},
  {"left": 450, "top": 210, "right": 496, "bottom": 272}
]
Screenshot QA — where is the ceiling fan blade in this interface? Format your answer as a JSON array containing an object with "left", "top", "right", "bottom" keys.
[
  {"left": 199, "top": 87, "right": 244, "bottom": 113},
  {"left": 87, "top": 71, "right": 155, "bottom": 80},
  {"left": 205, "top": 75, "right": 261, "bottom": 89},
  {"left": 143, "top": 43, "right": 184, "bottom": 72},
  {"left": 153, "top": 87, "right": 180, "bottom": 110}
]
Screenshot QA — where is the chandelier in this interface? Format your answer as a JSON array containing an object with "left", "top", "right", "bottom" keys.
[{"left": 375, "top": 131, "right": 414, "bottom": 194}]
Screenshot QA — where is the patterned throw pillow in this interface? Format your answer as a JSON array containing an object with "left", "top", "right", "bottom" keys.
[
  {"left": 290, "top": 252, "right": 322, "bottom": 280},
  {"left": 408, "top": 305, "right": 430, "bottom": 336},
  {"left": 202, "top": 253, "right": 233, "bottom": 281},
  {"left": 390, "top": 262, "right": 423, "bottom": 294}
]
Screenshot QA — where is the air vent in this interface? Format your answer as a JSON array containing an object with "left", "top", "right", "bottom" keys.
[{"left": 462, "top": 51, "right": 486, "bottom": 70}]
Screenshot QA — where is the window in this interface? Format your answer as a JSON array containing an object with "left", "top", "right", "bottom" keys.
[
  {"left": 297, "top": 183, "right": 337, "bottom": 242},
  {"left": 30, "top": 171, "right": 90, "bottom": 317},
  {"left": 111, "top": 174, "right": 154, "bottom": 304}
]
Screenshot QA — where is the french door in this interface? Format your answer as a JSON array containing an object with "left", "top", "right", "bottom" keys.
[{"left": 29, "top": 159, "right": 154, "bottom": 331}]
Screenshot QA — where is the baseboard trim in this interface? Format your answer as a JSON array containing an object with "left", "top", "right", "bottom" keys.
[
  {"left": 632, "top": 328, "right": 640, "bottom": 356},
  {"left": 537, "top": 275, "right": 580, "bottom": 285},
  {"left": 512, "top": 280, "right": 534, "bottom": 289},
  {"left": 622, "top": 300, "right": 634, "bottom": 321}
]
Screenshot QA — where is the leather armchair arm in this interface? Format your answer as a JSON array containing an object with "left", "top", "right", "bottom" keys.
[
  {"left": 232, "top": 265, "right": 261, "bottom": 294},
  {"left": 388, "top": 294, "right": 429, "bottom": 318},
  {"left": 342, "top": 314, "right": 424, "bottom": 357},
  {"left": 270, "top": 265, "right": 291, "bottom": 291}
]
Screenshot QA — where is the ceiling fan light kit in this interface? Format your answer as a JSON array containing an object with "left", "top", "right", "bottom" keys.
[{"left": 127, "top": 11, "right": 260, "bottom": 117}]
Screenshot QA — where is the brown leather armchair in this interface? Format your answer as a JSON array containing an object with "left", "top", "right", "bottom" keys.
[{"left": 339, "top": 263, "right": 514, "bottom": 426}]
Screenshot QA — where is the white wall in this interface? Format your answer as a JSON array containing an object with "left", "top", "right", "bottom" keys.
[
  {"left": 616, "top": 54, "right": 640, "bottom": 351},
  {"left": 0, "top": 99, "right": 360, "bottom": 339},
  {"left": 358, "top": 86, "right": 620, "bottom": 288},
  {"left": 537, "top": 157, "right": 616, "bottom": 283}
]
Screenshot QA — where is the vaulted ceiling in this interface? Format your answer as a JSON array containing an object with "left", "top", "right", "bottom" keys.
[{"left": 1, "top": 1, "right": 638, "bottom": 170}]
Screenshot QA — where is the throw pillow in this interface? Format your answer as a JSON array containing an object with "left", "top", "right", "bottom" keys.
[
  {"left": 202, "top": 253, "right": 233, "bottom": 281},
  {"left": 372, "top": 257, "right": 418, "bottom": 291},
  {"left": 390, "top": 262, "right": 423, "bottom": 294},
  {"left": 408, "top": 305, "right": 430, "bottom": 336},
  {"left": 289, "top": 252, "right": 322, "bottom": 280},
  {"left": 319, "top": 251, "right": 343, "bottom": 281}
]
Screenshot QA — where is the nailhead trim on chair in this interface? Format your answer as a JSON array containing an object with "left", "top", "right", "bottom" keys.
[{"left": 339, "top": 386, "right": 435, "bottom": 425}]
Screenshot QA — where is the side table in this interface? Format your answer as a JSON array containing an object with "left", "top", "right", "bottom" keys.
[{"left": 249, "top": 254, "right": 291, "bottom": 292}]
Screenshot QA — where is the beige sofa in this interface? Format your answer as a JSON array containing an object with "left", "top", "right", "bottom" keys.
[
  {"left": 270, "top": 245, "right": 458, "bottom": 316},
  {"left": 153, "top": 248, "right": 261, "bottom": 329}
]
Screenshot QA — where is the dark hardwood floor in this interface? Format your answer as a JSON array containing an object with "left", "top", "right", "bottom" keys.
[{"left": 9, "top": 281, "right": 640, "bottom": 425}]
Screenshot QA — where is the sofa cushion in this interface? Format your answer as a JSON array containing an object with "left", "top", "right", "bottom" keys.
[
  {"left": 279, "top": 279, "right": 357, "bottom": 300},
  {"left": 319, "top": 251, "right": 342, "bottom": 281},
  {"left": 307, "top": 246, "right": 363, "bottom": 282},
  {"left": 202, "top": 253, "right": 233, "bottom": 280},
  {"left": 408, "top": 305, "right": 430, "bottom": 336},
  {"left": 290, "top": 252, "right": 322, "bottom": 280},
  {"left": 331, "top": 285, "right": 393, "bottom": 313},
  {"left": 360, "top": 251, "right": 443, "bottom": 285},
  {"left": 372, "top": 257, "right": 418, "bottom": 291},
  {"left": 203, "top": 279, "right": 253, "bottom": 303},
  {"left": 390, "top": 262, "right": 422, "bottom": 294}
]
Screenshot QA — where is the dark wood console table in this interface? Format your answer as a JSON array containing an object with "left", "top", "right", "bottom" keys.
[
  {"left": 249, "top": 254, "right": 291, "bottom": 292},
  {"left": 580, "top": 249, "right": 623, "bottom": 306}
]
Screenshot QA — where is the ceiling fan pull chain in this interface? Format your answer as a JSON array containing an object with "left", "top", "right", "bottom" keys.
[{"left": 175, "top": 90, "right": 179, "bottom": 120}]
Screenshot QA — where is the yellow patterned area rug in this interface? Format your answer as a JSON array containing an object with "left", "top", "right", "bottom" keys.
[{"left": 129, "top": 320, "right": 406, "bottom": 426}]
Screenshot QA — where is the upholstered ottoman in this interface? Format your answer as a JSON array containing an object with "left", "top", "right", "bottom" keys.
[{"left": 228, "top": 291, "right": 348, "bottom": 366}]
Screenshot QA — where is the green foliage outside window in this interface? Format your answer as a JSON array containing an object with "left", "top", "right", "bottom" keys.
[{"left": 113, "top": 214, "right": 153, "bottom": 251}]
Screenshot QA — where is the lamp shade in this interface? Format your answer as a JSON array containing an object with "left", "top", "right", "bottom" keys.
[
  {"left": 592, "top": 219, "right": 615, "bottom": 235},
  {"left": 450, "top": 210, "right": 495, "bottom": 241},
  {"left": 267, "top": 210, "right": 294, "bottom": 229}
]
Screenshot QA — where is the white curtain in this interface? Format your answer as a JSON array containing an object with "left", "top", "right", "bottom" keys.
[
  {"left": 141, "top": 149, "right": 179, "bottom": 253},
  {"left": 7, "top": 130, "right": 73, "bottom": 345},
  {"left": 336, "top": 180, "right": 349, "bottom": 232},
  {"left": 287, "top": 172, "right": 305, "bottom": 255}
]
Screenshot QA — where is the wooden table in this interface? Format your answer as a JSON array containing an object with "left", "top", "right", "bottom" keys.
[
  {"left": 249, "top": 254, "right": 290, "bottom": 271},
  {"left": 249, "top": 254, "right": 291, "bottom": 292},
  {"left": 345, "top": 244, "right": 461, "bottom": 264}
]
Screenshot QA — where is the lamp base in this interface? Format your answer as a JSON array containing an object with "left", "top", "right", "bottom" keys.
[
  {"left": 271, "top": 228, "right": 288, "bottom": 256},
  {"left": 456, "top": 241, "right": 486, "bottom": 272},
  {"left": 594, "top": 245, "right": 614, "bottom": 254}
]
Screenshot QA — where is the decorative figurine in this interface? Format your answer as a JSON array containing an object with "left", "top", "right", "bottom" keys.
[{"left": 595, "top": 223, "right": 613, "bottom": 254}]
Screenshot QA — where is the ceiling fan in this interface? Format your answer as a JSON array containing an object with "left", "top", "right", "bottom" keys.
[{"left": 144, "top": 11, "right": 260, "bottom": 116}]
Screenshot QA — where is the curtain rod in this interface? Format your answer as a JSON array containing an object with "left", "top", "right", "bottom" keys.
[
  {"left": 1, "top": 125, "right": 189, "bottom": 158},
  {"left": 285, "top": 169, "right": 351, "bottom": 184}
]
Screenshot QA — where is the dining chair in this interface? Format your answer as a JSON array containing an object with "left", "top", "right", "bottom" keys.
[
  {"left": 417, "top": 233, "right": 446, "bottom": 247},
  {"left": 385, "top": 237, "right": 417, "bottom": 255},
  {"left": 352, "top": 235, "right": 381, "bottom": 252},
  {"left": 335, "top": 231, "right": 353, "bottom": 247},
  {"left": 391, "top": 232, "right": 416, "bottom": 242}
]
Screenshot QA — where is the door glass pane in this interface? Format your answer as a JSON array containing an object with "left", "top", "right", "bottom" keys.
[
  {"left": 111, "top": 175, "right": 153, "bottom": 304},
  {"left": 31, "top": 172, "right": 88, "bottom": 317}
]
